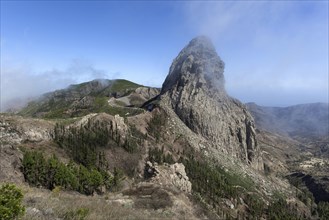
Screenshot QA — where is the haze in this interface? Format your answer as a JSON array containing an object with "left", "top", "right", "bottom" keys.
[{"left": 1, "top": 1, "right": 328, "bottom": 111}]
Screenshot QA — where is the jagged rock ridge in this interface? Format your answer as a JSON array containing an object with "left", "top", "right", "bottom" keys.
[{"left": 160, "top": 36, "right": 262, "bottom": 169}]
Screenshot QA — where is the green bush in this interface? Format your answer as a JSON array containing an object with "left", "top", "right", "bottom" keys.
[
  {"left": 318, "top": 202, "right": 329, "bottom": 220},
  {"left": 22, "top": 151, "right": 47, "bottom": 186},
  {"left": 63, "top": 207, "right": 89, "bottom": 220},
  {"left": 245, "top": 194, "right": 265, "bottom": 218},
  {"left": 148, "top": 147, "right": 174, "bottom": 165},
  {"left": 147, "top": 111, "right": 167, "bottom": 142},
  {"left": 267, "top": 193, "right": 299, "bottom": 220},
  {"left": 22, "top": 151, "right": 117, "bottom": 195},
  {"left": 184, "top": 156, "right": 254, "bottom": 201},
  {"left": 0, "top": 184, "right": 25, "bottom": 220}
]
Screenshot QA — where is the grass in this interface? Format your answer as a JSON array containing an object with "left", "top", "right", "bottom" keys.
[
  {"left": 103, "top": 106, "right": 144, "bottom": 117},
  {"left": 44, "top": 108, "right": 67, "bottom": 119},
  {"left": 48, "top": 117, "right": 83, "bottom": 125},
  {"left": 129, "top": 95, "right": 146, "bottom": 106},
  {"left": 114, "top": 100, "right": 127, "bottom": 106},
  {"left": 22, "top": 187, "right": 136, "bottom": 220},
  {"left": 105, "top": 79, "right": 141, "bottom": 94},
  {"left": 20, "top": 184, "right": 197, "bottom": 220},
  {"left": 19, "top": 101, "right": 41, "bottom": 116}
]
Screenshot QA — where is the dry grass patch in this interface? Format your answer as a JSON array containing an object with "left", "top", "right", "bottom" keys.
[{"left": 21, "top": 185, "right": 189, "bottom": 220}]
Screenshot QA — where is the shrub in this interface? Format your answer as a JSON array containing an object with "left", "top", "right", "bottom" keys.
[
  {"left": 147, "top": 111, "right": 167, "bottom": 142},
  {"left": 22, "top": 150, "right": 116, "bottom": 195},
  {"left": 52, "top": 186, "right": 62, "bottom": 197},
  {"left": 63, "top": 207, "right": 89, "bottom": 220},
  {"left": 318, "top": 202, "right": 329, "bottom": 220},
  {"left": 0, "top": 184, "right": 25, "bottom": 220},
  {"left": 148, "top": 147, "right": 174, "bottom": 165},
  {"left": 267, "top": 192, "right": 299, "bottom": 220},
  {"left": 22, "top": 151, "right": 47, "bottom": 186},
  {"left": 245, "top": 194, "right": 265, "bottom": 218}
]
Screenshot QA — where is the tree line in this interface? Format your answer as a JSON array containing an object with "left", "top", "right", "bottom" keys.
[
  {"left": 22, "top": 117, "right": 141, "bottom": 195},
  {"left": 53, "top": 118, "right": 139, "bottom": 169},
  {"left": 22, "top": 150, "right": 122, "bottom": 195}
]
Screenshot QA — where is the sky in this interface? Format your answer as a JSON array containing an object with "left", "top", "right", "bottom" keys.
[{"left": 1, "top": 1, "right": 328, "bottom": 111}]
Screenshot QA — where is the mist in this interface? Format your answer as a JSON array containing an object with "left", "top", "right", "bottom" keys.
[
  {"left": 0, "top": 59, "right": 116, "bottom": 112},
  {"left": 183, "top": 1, "right": 329, "bottom": 106}
]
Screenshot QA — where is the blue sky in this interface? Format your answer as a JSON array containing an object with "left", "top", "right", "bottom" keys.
[{"left": 1, "top": 1, "right": 328, "bottom": 110}]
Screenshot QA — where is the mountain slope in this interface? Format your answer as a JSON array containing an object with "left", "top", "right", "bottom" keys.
[
  {"left": 19, "top": 79, "right": 159, "bottom": 118},
  {"left": 246, "top": 102, "right": 329, "bottom": 139},
  {"left": 247, "top": 102, "right": 329, "bottom": 205}
]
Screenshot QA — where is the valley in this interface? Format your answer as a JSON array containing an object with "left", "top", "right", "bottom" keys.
[{"left": 1, "top": 37, "right": 329, "bottom": 219}]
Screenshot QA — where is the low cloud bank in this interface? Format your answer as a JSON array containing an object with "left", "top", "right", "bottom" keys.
[{"left": 0, "top": 59, "right": 118, "bottom": 112}]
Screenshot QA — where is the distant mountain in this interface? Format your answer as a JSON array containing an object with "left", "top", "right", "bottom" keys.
[
  {"left": 246, "top": 102, "right": 329, "bottom": 139},
  {"left": 19, "top": 79, "right": 159, "bottom": 118}
]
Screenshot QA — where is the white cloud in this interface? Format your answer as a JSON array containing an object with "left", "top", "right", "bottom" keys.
[
  {"left": 183, "top": 1, "right": 328, "bottom": 105},
  {"left": 0, "top": 59, "right": 118, "bottom": 111}
]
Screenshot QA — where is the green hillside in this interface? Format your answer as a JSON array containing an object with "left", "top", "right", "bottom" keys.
[{"left": 19, "top": 79, "right": 143, "bottom": 119}]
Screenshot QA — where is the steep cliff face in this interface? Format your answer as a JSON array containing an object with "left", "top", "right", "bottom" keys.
[{"left": 160, "top": 36, "right": 262, "bottom": 169}]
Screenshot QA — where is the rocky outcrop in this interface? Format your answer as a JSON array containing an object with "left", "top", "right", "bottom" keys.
[
  {"left": 0, "top": 114, "right": 53, "bottom": 144},
  {"left": 135, "top": 87, "right": 160, "bottom": 101},
  {"left": 71, "top": 96, "right": 95, "bottom": 110},
  {"left": 109, "top": 87, "right": 160, "bottom": 108},
  {"left": 72, "top": 113, "right": 129, "bottom": 146},
  {"left": 0, "top": 144, "right": 24, "bottom": 183},
  {"left": 0, "top": 114, "right": 54, "bottom": 183},
  {"left": 144, "top": 161, "right": 192, "bottom": 193},
  {"left": 160, "top": 36, "right": 262, "bottom": 169}
]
